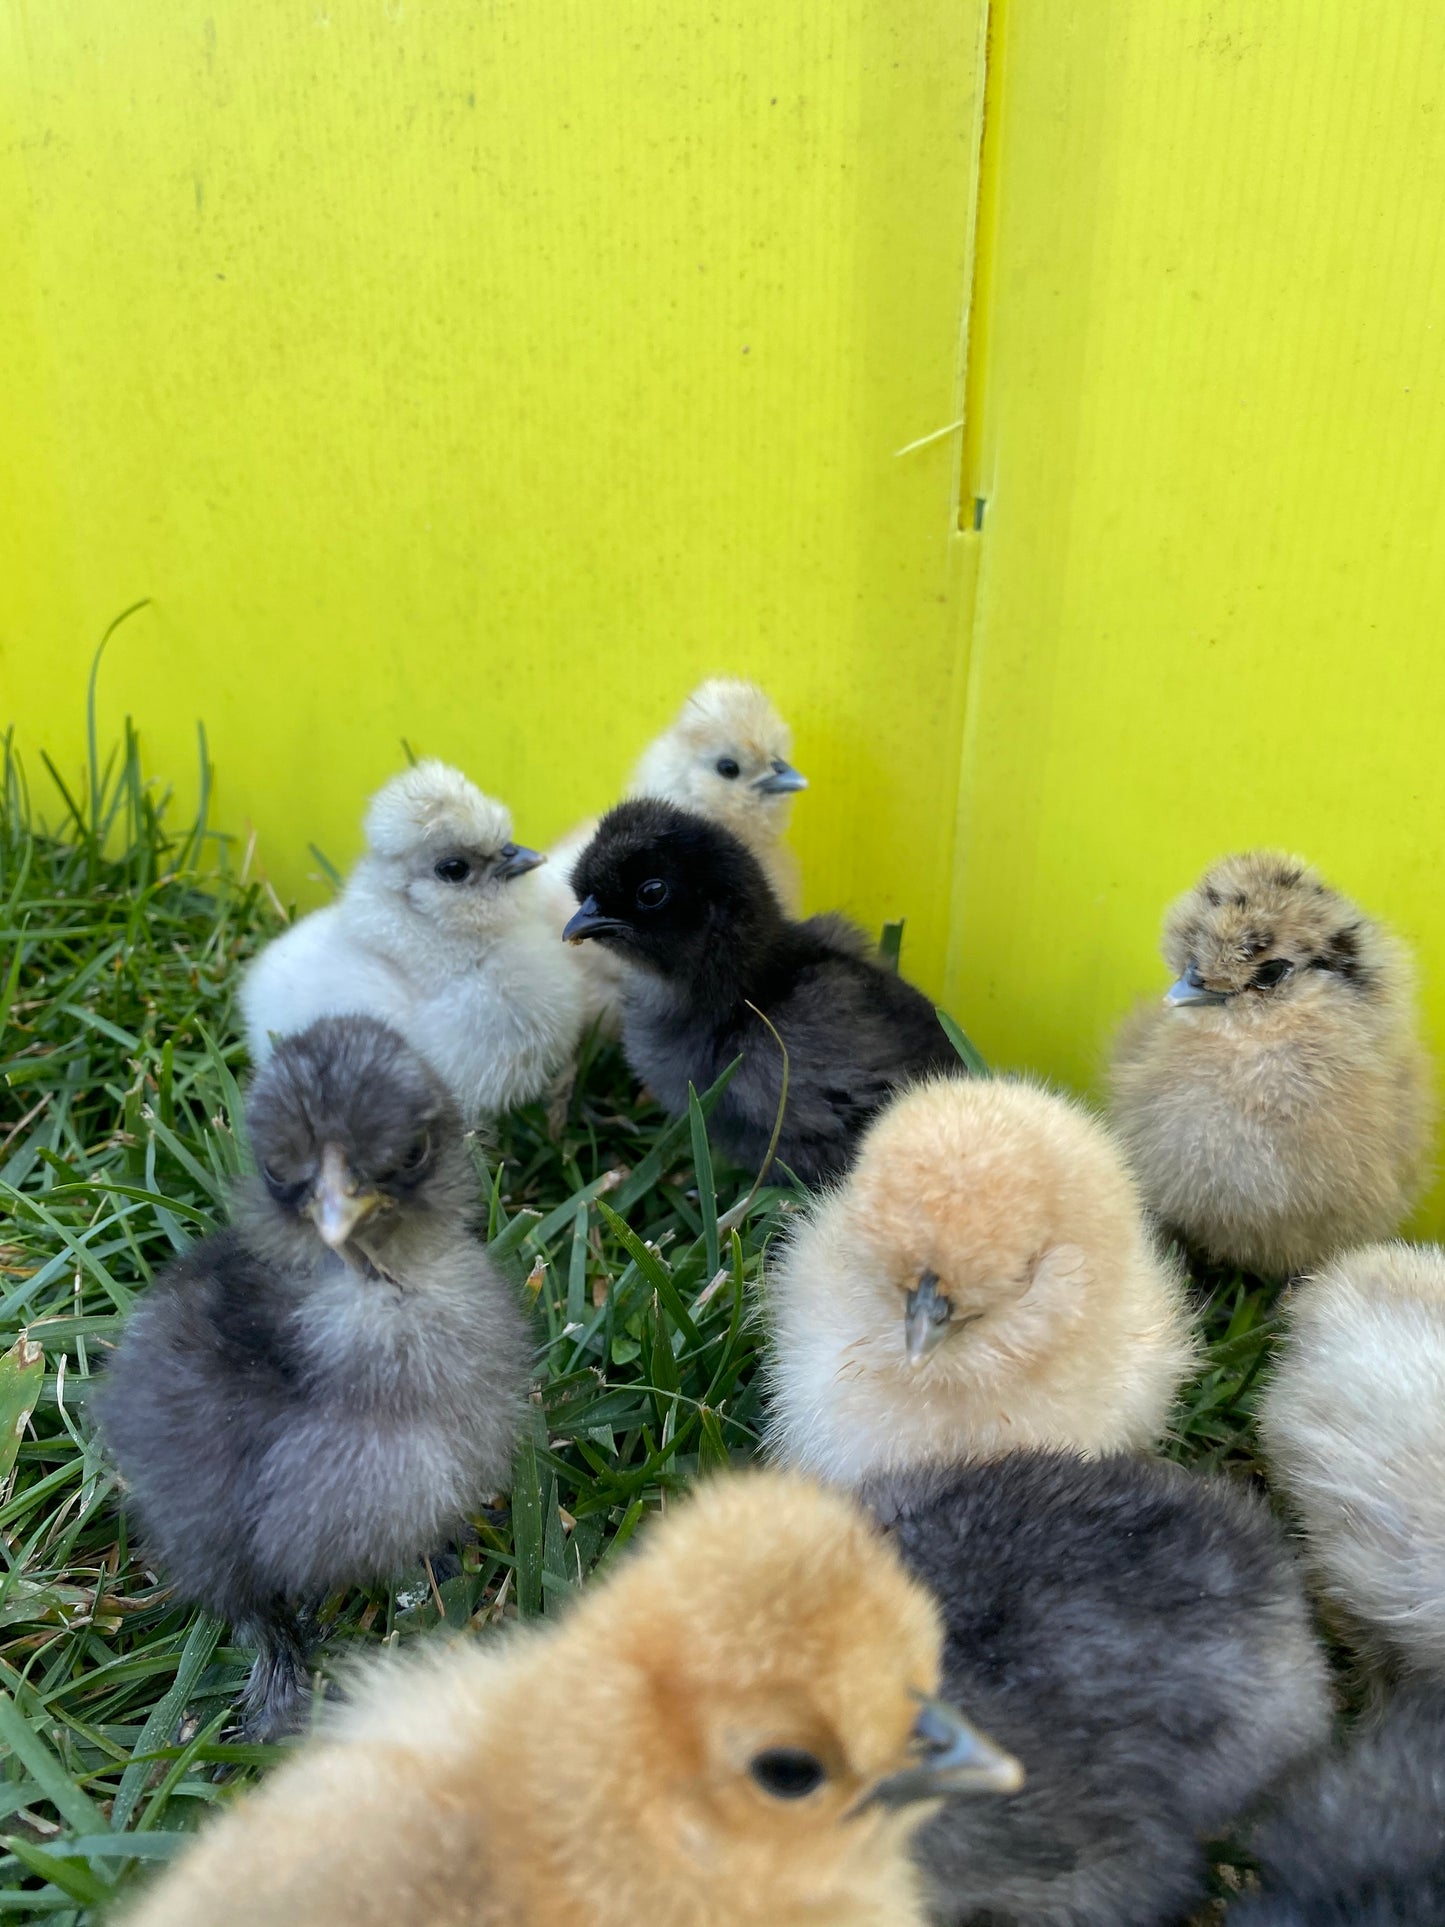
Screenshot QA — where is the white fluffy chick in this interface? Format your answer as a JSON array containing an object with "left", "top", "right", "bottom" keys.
[
  {"left": 765, "top": 1076, "right": 1197, "bottom": 1487},
  {"left": 1260, "top": 1241, "right": 1445, "bottom": 1677},
  {"left": 242, "top": 761, "right": 584, "bottom": 1122},
  {"left": 534, "top": 678, "right": 807, "bottom": 1029}
]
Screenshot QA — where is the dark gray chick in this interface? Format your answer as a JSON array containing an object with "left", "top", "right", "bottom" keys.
[
  {"left": 564, "top": 799, "right": 964, "bottom": 1186},
  {"left": 860, "top": 1451, "right": 1332, "bottom": 1927},
  {"left": 95, "top": 1015, "right": 530, "bottom": 1740},
  {"left": 1227, "top": 1685, "right": 1445, "bottom": 1926}
]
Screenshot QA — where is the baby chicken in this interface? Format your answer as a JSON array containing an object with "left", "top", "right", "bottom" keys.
[
  {"left": 96, "top": 1016, "right": 531, "bottom": 1740},
  {"left": 765, "top": 1076, "right": 1196, "bottom": 1485},
  {"left": 241, "top": 760, "right": 583, "bottom": 1121},
  {"left": 868, "top": 1450, "right": 1333, "bottom": 1927},
  {"left": 1228, "top": 1685, "right": 1445, "bottom": 1925},
  {"left": 122, "top": 1470, "right": 1022, "bottom": 1927},
  {"left": 537, "top": 677, "right": 808, "bottom": 1030},
  {"left": 1109, "top": 852, "right": 1433, "bottom": 1276},
  {"left": 565, "top": 800, "right": 963, "bottom": 1186},
  {"left": 1259, "top": 1240, "right": 1445, "bottom": 1677}
]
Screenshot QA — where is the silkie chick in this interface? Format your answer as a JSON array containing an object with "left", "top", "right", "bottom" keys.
[
  {"left": 241, "top": 760, "right": 583, "bottom": 1121},
  {"left": 565, "top": 800, "right": 963, "bottom": 1186},
  {"left": 1108, "top": 851, "right": 1433, "bottom": 1275},
  {"left": 96, "top": 1016, "right": 531, "bottom": 1741},
  {"left": 538, "top": 676, "right": 809, "bottom": 1029},
  {"left": 1226, "top": 1684, "right": 1445, "bottom": 1926},
  {"left": 865, "top": 1450, "right": 1333, "bottom": 1927},
  {"left": 765, "top": 1076, "right": 1196, "bottom": 1486},
  {"left": 121, "top": 1470, "right": 1023, "bottom": 1927},
  {"left": 1259, "top": 1240, "right": 1445, "bottom": 1678}
]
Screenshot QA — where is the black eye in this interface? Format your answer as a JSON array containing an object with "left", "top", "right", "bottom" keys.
[
  {"left": 715, "top": 757, "right": 741, "bottom": 780},
  {"left": 434, "top": 857, "right": 470, "bottom": 884},
  {"left": 261, "top": 1161, "right": 285, "bottom": 1189},
  {"left": 749, "top": 1748, "right": 827, "bottom": 1800},
  {"left": 1253, "top": 958, "right": 1293, "bottom": 989},
  {"left": 402, "top": 1130, "right": 431, "bottom": 1172},
  {"left": 636, "top": 878, "right": 670, "bottom": 910}
]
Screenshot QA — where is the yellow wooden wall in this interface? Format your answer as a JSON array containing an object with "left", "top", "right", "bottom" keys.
[{"left": 6, "top": 0, "right": 1445, "bottom": 1226}]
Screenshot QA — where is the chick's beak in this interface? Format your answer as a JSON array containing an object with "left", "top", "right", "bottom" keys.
[
  {"left": 563, "top": 896, "right": 632, "bottom": 945},
  {"left": 854, "top": 1698, "right": 1024, "bottom": 1814},
  {"left": 306, "top": 1144, "right": 383, "bottom": 1251},
  {"left": 753, "top": 758, "right": 808, "bottom": 795},
  {"left": 905, "top": 1269, "right": 953, "bottom": 1365},
  {"left": 497, "top": 842, "right": 546, "bottom": 881},
  {"left": 1164, "top": 964, "right": 1232, "bottom": 1008}
]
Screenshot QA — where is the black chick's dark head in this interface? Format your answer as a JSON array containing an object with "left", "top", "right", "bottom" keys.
[
  {"left": 565, "top": 798, "right": 780, "bottom": 979},
  {"left": 246, "top": 1016, "right": 467, "bottom": 1256}
]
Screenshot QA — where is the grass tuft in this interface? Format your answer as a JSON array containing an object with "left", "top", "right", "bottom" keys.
[{"left": 0, "top": 713, "right": 1279, "bottom": 1920}]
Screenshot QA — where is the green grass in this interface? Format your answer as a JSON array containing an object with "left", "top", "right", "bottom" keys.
[{"left": 0, "top": 716, "right": 1281, "bottom": 1921}]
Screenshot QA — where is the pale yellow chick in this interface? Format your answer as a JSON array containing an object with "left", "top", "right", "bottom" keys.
[
  {"left": 534, "top": 678, "right": 807, "bottom": 1030},
  {"left": 765, "top": 1077, "right": 1197, "bottom": 1487},
  {"left": 122, "top": 1470, "right": 1020, "bottom": 1927},
  {"left": 1109, "top": 852, "right": 1434, "bottom": 1276},
  {"left": 1260, "top": 1241, "right": 1445, "bottom": 1678}
]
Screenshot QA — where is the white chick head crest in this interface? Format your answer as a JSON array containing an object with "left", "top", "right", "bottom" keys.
[{"left": 630, "top": 679, "right": 806, "bottom": 847}]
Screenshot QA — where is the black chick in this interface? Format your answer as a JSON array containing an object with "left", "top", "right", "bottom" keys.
[
  {"left": 95, "top": 1015, "right": 530, "bottom": 1740},
  {"left": 861, "top": 1451, "right": 1332, "bottom": 1927},
  {"left": 565, "top": 799, "right": 963, "bottom": 1185},
  {"left": 1227, "top": 1685, "right": 1445, "bottom": 1926}
]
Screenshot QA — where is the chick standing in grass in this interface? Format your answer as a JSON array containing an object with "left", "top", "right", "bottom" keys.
[
  {"left": 565, "top": 799, "right": 963, "bottom": 1186},
  {"left": 1260, "top": 1241, "right": 1445, "bottom": 1677},
  {"left": 1109, "top": 851, "right": 1433, "bottom": 1275},
  {"left": 122, "top": 1471, "right": 1023, "bottom": 1927},
  {"left": 766, "top": 1077, "right": 1196, "bottom": 1484},
  {"left": 537, "top": 677, "right": 808, "bottom": 1029},
  {"left": 96, "top": 1016, "right": 530, "bottom": 1741},
  {"left": 867, "top": 1451, "right": 1332, "bottom": 1927},
  {"left": 1226, "top": 1684, "right": 1445, "bottom": 1926},
  {"left": 241, "top": 760, "right": 583, "bottom": 1122}
]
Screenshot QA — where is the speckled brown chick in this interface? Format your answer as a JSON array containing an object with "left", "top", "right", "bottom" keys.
[{"left": 1109, "top": 852, "right": 1433, "bottom": 1275}]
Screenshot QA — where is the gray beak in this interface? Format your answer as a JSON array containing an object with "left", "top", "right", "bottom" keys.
[
  {"left": 563, "top": 895, "right": 631, "bottom": 945},
  {"left": 1164, "top": 965, "right": 1231, "bottom": 1007},
  {"left": 853, "top": 1698, "right": 1023, "bottom": 1814},
  {"left": 752, "top": 758, "right": 808, "bottom": 796},
  {"left": 305, "top": 1144, "right": 384, "bottom": 1252},
  {"left": 497, "top": 842, "right": 546, "bottom": 881},
  {"left": 905, "top": 1269, "right": 953, "bottom": 1364}
]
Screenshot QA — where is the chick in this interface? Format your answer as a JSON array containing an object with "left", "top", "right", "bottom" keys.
[
  {"left": 866, "top": 1451, "right": 1333, "bottom": 1927},
  {"left": 122, "top": 1470, "right": 1022, "bottom": 1927},
  {"left": 1227, "top": 1685, "right": 1445, "bottom": 1926},
  {"left": 1259, "top": 1240, "right": 1445, "bottom": 1677},
  {"left": 765, "top": 1076, "right": 1196, "bottom": 1485},
  {"left": 95, "top": 1016, "right": 531, "bottom": 1740},
  {"left": 241, "top": 760, "right": 583, "bottom": 1122},
  {"left": 1108, "top": 852, "right": 1434, "bottom": 1276},
  {"left": 565, "top": 800, "right": 963, "bottom": 1186},
  {"left": 537, "top": 677, "right": 808, "bottom": 1030}
]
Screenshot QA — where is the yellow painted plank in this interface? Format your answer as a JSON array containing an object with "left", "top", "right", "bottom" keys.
[
  {"left": 0, "top": 0, "right": 985, "bottom": 995},
  {"left": 950, "top": 0, "right": 1445, "bottom": 1227}
]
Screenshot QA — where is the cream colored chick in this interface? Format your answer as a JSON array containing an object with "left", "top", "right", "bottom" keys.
[
  {"left": 765, "top": 1076, "right": 1196, "bottom": 1486},
  {"left": 242, "top": 761, "right": 584, "bottom": 1123},
  {"left": 1109, "top": 852, "right": 1433, "bottom": 1276},
  {"left": 535, "top": 678, "right": 807, "bottom": 1029},
  {"left": 123, "top": 1470, "right": 1021, "bottom": 1927},
  {"left": 1260, "top": 1241, "right": 1445, "bottom": 1677}
]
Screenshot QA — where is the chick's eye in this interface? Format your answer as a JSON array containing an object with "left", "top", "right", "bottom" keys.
[
  {"left": 261, "top": 1162, "right": 286, "bottom": 1189},
  {"left": 748, "top": 1748, "right": 827, "bottom": 1801},
  {"left": 715, "top": 757, "right": 741, "bottom": 780},
  {"left": 636, "top": 878, "right": 670, "bottom": 911},
  {"left": 1253, "top": 958, "right": 1293, "bottom": 989},
  {"left": 402, "top": 1131, "right": 431, "bottom": 1172},
  {"left": 434, "top": 857, "right": 470, "bottom": 884}
]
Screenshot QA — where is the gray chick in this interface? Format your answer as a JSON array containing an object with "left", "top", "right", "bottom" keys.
[
  {"left": 564, "top": 799, "right": 964, "bottom": 1186},
  {"left": 95, "top": 1015, "right": 531, "bottom": 1740},
  {"left": 1227, "top": 1684, "right": 1445, "bottom": 1925},
  {"left": 862, "top": 1451, "right": 1331, "bottom": 1927}
]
